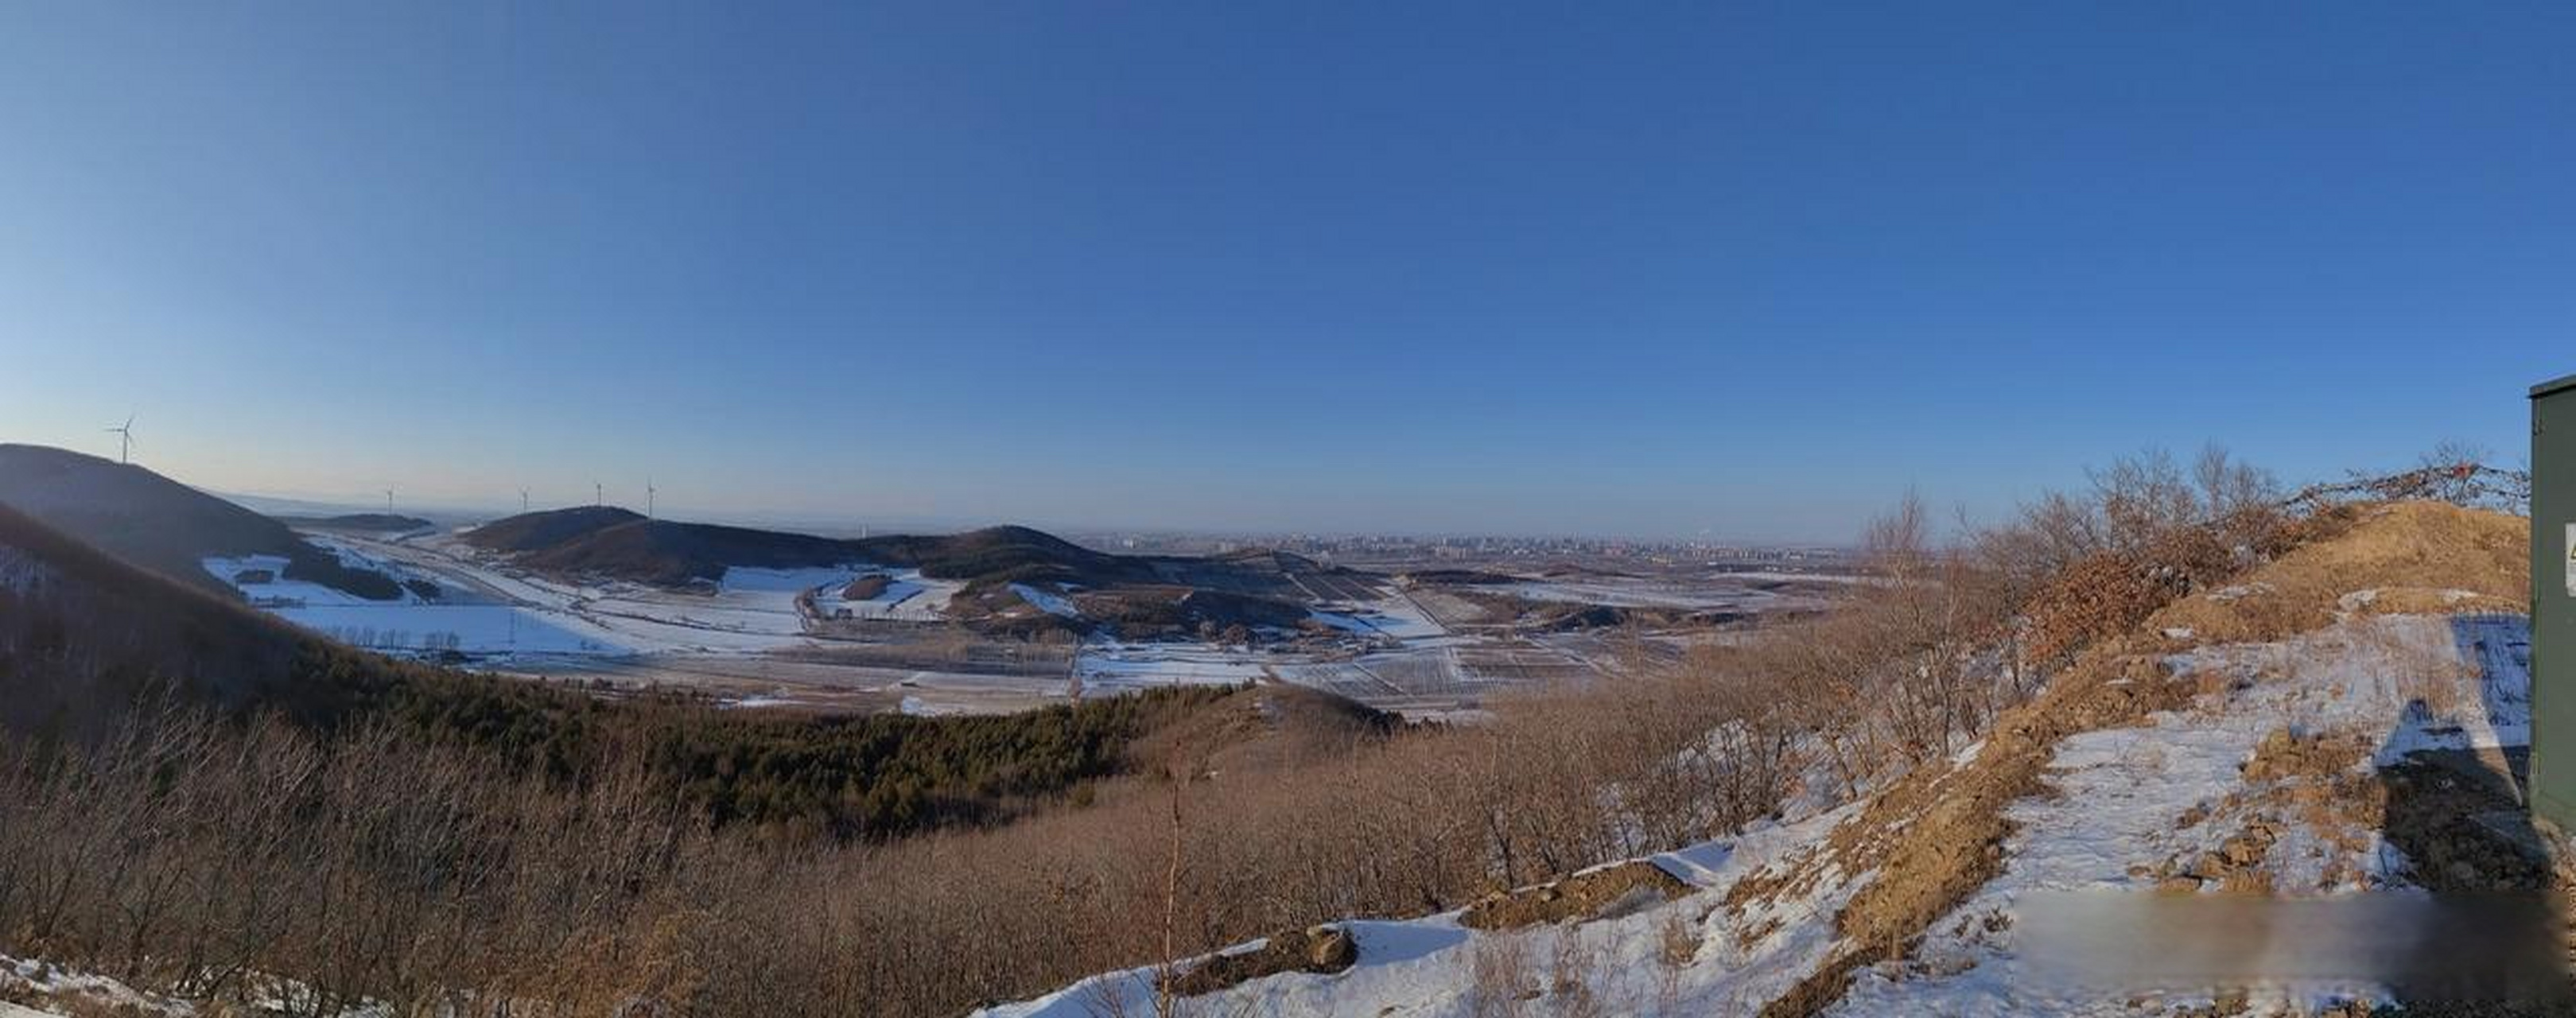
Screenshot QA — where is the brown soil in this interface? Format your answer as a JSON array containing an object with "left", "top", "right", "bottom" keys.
[
  {"left": 841, "top": 573, "right": 892, "bottom": 600},
  {"left": 1459, "top": 860, "right": 1691, "bottom": 931},
  {"left": 1164, "top": 925, "right": 1358, "bottom": 997},
  {"left": 2240, "top": 726, "right": 2376, "bottom": 784}
]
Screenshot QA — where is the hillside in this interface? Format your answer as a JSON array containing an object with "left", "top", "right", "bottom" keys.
[
  {"left": 454, "top": 510, "right": 1351, "bottom": 640},
  {"left": 0, "top": 444, "right": 401, "bottom": 600},
  {"left": 983, "top": 502, "right": 2562, "bottom": 1016},
  {"left": 270, "top": 512, "right": 434, "bottom": 533},
  {"left": 0, "top": 498, "right": 1324, "bottom": 836},
  {"left": 460, "top": 509, "right": 1156, "bottom": 590},
  {"left": 0, "top": 500, "right": 379, "bottom": 733}
]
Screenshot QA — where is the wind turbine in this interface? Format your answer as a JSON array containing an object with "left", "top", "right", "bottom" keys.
[
  {"left": 647, "top": 477, "right": 657, "bottom": 520},
  {"left": 385, "top": 487, "right": 396, "bottom": 515},
  {"left": 104, "top": 414, "right": 135, "bottom": 464},
  {"left": 593, "top": 481, "right": 603, "bottom": 507},
  {"left": 520, "top": 488, "right": 531, "bottom": 514}
]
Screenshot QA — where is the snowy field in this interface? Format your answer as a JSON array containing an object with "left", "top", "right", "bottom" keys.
[{"left": 204, "top": 534, "right": 906, "bottom": 659}]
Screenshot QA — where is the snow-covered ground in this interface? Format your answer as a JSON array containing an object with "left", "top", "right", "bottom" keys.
[
  {"left": 203, "top": 534, "right": 927, "bottom": 661},
  {"left": 979, "top": 802, "right": 1870, "bottom": 1018},
  {"left": 1504, "top": 579, "right": 1771, "bottom": 610},
  {"left": 1073, "top": 640, "right": 1276, "bottom": 694},
  {"left": 1307, "top": 596, "right": 1451, "bottom": 642},
  {"left": 809, "top": 568, "right": 962, "bottom": 622},
  {"left": 1008, "top": 581, "right": 1081, "bottom": 619},
  {"left": 1829, "top": 612, "right": 2531, "bottom": 1016},
  {"left": 3, "top": 954, "right": 195, "bottom": 1017}
]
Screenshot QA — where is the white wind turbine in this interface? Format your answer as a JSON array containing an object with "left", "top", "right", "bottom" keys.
[{"left": 104, "top": 414, "right": 136, "bottom": 464}]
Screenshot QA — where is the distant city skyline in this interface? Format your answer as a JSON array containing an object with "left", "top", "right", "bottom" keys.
[{"left": 3, "top": 3, "right": 2569, "bottom": 541}]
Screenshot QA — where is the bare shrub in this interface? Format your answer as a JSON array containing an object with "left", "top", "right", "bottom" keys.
[
  {"left": 1546, "top": 927, "right": 1604, "bottom": 1018},
  {"left": 1467, "top": 934, "right": 1536, "bottom": 1018},
  {"left": 1654, "top": 910, "right": 1700, "bottom": 1008}
]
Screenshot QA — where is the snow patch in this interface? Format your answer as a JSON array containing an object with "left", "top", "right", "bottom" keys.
[{"left": 1008, "top": 582, "right": 1081, "bottom": 619}]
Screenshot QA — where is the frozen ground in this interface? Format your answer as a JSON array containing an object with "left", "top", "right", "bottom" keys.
[
  {"left": 1007, "top": 581, "right": 1080, "bottom": 618},
  {"left": 812, "top": 569, "right": 961, "bottom": 622},
  {"left": 205, "top": 534, "right": 860, "bottom": 659},
  {"left": 1830, "top": 612, "right": 2531, "bottom": 1015}
]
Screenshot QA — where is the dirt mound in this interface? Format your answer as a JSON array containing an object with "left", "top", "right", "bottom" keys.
[
  {"left": 1164, "top": 926, "right": 1358, "bottom": 997},
  {"left": 1459, "top": 860, "right": 1690, "bottom": 931},
  {"left": 2150, "top": 501, "right": 2526, "bottom": 644}
]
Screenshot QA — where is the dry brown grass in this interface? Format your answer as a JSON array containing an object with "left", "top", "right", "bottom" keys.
[
  {"left": 1749, "top": 650, "right": 2197, "bottom": 1017},
  {"left": 1457, "top": 861, "right": 1690, "bottom": 932},
  {"left": 1161, "top": 926, "right": 1355, "bottom": 998},
  {"left": 1747, "top": 499, "right": 2532, "bottom": 1016},
  {"left": 2147, "top": 501, "right": 2527, "bottom": 645}
]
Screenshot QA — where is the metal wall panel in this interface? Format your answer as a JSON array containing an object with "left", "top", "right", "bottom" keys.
[{"left": 2527, "top": 374, "right": 2576, "bottom": 833}]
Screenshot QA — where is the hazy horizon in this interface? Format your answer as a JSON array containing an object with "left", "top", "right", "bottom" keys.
[{"left": 5, "top": 4, "right": 2568, "bottom": 542}]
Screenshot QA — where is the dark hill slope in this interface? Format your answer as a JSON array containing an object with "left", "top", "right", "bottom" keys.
[
  {"left": 521, "top": 519, "right": 862, "bottom": 587},
  {"left": 463, "top": 511, "right": 1165, "bottom": 590},
  {"left": 0, "top": 444, "right": 399, "bottom": 600},
  {"left": 460, "top": 505, "right": 645, "bottom": 553},
  {"left": 853, "top": 524, "right": 1159, "bottom": 587},
  {"left": 272, "top": 513, "right": 434, "bottom": 533},
  {"left": 0, "top": 500, "right": 379, "bottom": 733},
  {"left": 462, "top": 507, "right": 861, "bottom": 587},
  {"left": 455, "top": 512, "right": 1378, "bottom": 639}
]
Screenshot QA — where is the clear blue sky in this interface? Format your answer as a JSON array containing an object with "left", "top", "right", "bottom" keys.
[{"left": 2, "top": 3, "right": 2569, "bottom": 540}]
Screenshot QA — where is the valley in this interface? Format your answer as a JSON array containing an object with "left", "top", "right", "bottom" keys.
[{"left": 208, "top": 515, "right": 1851, "bottom": 718}]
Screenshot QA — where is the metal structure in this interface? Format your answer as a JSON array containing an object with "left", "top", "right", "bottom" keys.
[
  {"left": 104, "top": 414, "right": 135, "bottom": 464},
  {"left": 2528, "top": 373, "right": 2576, "bottom": 833}
]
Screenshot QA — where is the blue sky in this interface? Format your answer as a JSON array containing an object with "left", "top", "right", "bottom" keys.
[{"left": 2, "top": 3, "right": 2569, "bottom": 540}]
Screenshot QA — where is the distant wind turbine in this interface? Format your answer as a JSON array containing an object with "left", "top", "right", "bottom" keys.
[
  {"left": 385, "top": 488, "right": 396, "bottom": 515},
  {"left": 647, "top": 477, "right": 657, "bottom": 520},
  {"left": 520, "top": 488, "right": 531, "bottom": 514},
  {"left": 103, "top": 414, "right": 135, "bottom": 464},
  {"left": 594, "top": 481, "right": 603, "bottom": 507}
]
